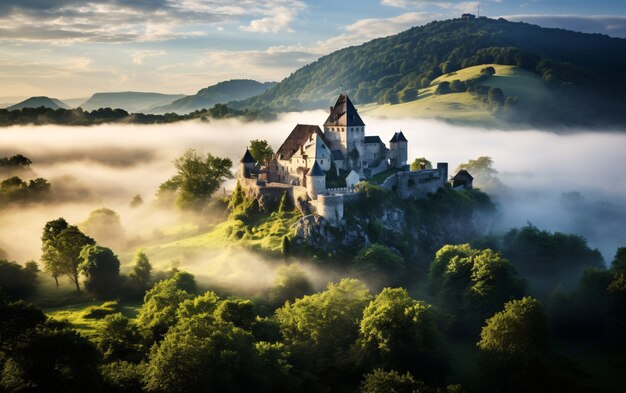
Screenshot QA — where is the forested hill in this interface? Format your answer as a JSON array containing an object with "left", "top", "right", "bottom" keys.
[
  {"left": 237, "top": 17, "right": 626, "bottom": 127},
  {"left": 151, "top": 79, "right": 277, "bottom": 114}
]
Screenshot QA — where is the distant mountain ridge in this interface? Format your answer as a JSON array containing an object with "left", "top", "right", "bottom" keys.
[
  {"left": 152, "top": 79, "right": 277, "bottom": 114},
  {"left": 7, "top": 96, "right": 69, "bottom": 111},
  {"left": 79, "top": 92, "right": 186, "bottom": 113},
  {"left": 236, "top": 17, "right": 626, "bottom": 127}
]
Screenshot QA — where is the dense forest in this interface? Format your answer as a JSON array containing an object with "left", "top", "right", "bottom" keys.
[
  {"left": 0, "top": 103, "right": 271, "bottom": 127},
  {"left": 1, "top": 147, "right": 625, "bottom": 393},
  {"left": 237, "top": 17, "right": 626, "bottom": 127}
]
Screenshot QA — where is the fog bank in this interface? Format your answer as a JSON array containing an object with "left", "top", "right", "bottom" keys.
[{"left": 0, "top": 113, "right": 625, "bottom": 266}]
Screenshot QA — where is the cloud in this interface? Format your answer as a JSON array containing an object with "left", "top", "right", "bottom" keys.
[
  {"left": 501, "top": 15, "right": 626, "bottom": 38},
  {"left": 306, "top": 11, "right": 440, "bottom": 55},
  {"left": 131, "top": 50, "right": 166, "bottom": 65},
  {"left": 241, "top": 2, "right": 306, "bottom": 33},
  {"left": 194, "top": 11, "right": 438, "bottom": 84},
  {"left": 0, "top": 0, "right": 306, "bottom": 43}
]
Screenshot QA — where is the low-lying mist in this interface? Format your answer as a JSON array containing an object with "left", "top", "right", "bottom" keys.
[{"left": 1, "top": 112, "right": 625, "bottom": 290}]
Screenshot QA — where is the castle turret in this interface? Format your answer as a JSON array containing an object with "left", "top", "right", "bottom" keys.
[
  {"left": 239, "top": 148, "right": 257, "bottom": 179},
  {"left": 389, "top": 131, "right": 408, "bottom": 168},
  {"left": 323, "top": 94, "right": 365, "bottom": 157},
  {"left": 306, "top": 161, "right": 325, "bottom": 199}
]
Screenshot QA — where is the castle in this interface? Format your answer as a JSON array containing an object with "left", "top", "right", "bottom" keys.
[{"left": 238, "top": 94, "right": 469, "bottom": 226}]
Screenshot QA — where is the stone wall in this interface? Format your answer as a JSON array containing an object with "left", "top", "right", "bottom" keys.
[
  {"left": 239, "top": 178, "right": 294, "bottom": 211},
  {"left": 317, "top": 194, "right": 344, "bottom": 226},
  {"left": 381, "top": 163, "right": 448, "bottom": 199}
]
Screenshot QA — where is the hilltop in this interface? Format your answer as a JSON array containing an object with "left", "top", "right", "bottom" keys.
[
  {"left": 6, "top": 96, "right": 69, "bottom": 111},
  {"left": 237, "top": 17, "right": 626, "bottom": 128},
  {"left": 151, "top": 79, "right": 277, "bottom": 114},
  {"left": 79, "top": 92, "right": 186, "bottom": 113}
]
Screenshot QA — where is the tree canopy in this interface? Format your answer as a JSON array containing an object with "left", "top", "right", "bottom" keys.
[
  {"left": 248, "top": 139, "right": 274, "bottom": 163},
  {"left": 41, "top": 218, "right": 95, "bottom": 291},
  {"left": 158, "top": 149, "right": 233, "bottom": 210},
  {"left": 79, "top": 245, "right": 121, "bottom": 298},
  {"left": 430, "top": 244, "right": 525, "bottom": 333},
  {"left": 477, "top": 297, "right": 551, "bottom": 392},
  {"left": 358, "top": 288, "right": 447, "bottom": 382}
]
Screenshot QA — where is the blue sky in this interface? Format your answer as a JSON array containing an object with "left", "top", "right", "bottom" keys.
[{"left": 1, "top": 0, "right": 625, "bottom": 99}]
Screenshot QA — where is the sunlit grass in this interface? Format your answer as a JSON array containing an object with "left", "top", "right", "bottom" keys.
[
  {"left": 45, "top": 300, "right": 141, "bottom": 340},
  {"left": 132, "top": 210, "right": 300, "bottom": 270},
  {"left": 363, "top": 64, "right": 548, "bottom": 127}
]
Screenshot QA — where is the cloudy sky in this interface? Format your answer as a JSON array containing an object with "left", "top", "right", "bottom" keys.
[{"left": 1, "top": 0, "right": 625, "bottom": 99}]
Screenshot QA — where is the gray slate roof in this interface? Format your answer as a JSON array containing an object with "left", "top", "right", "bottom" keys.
[
  {"left": 364, "top": 136, "right": 383, "bottom": 144},
  {"left": 323, "top": 94, "right": 365, "bottom": 127},
  {"left": 390, "top": 131, "right": 408, "bottom": 143},
  {"left": 308, "top": 161, "right": 325, "bottom": 176},
  {"left": 331, "top": 149, "right": 345, "bottom": 161},
  {"left": 240, "top": 148, "right": 256, "bottom": 163},
  {"left": 451, "top": 169, "right": 474, "bottom": 180},
  {"left": 276, "top": 124, "right": 330, "bottom": 160}
]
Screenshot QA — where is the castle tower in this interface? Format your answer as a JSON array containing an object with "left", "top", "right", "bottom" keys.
[
  {"left": 323, "top": 94, "right": 365, "bottom": 158},
  {"left": 239, "top": 148, "right": 257, "bottom": 178},
  {"left": 389, "top": 131, "right": 408, "bottom": 168},
  {"left": 306, "top": 161, "right": 326, "bottom": 199}
]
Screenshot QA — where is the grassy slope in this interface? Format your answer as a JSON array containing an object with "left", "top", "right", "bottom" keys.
[
  {"left": 46, "top": 301, "right": 141, "bottom": 339},
  {"left": 362, "top": 64, "right": 548, "bottom": 126},
  {"left": 126, "top": 210, "right": 300, "bottom": 270}
]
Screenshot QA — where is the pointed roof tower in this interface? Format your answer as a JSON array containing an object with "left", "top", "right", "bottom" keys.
[
  {"left": 323, "top": 94, "right": 365, "bottom": 127},
  {"left": 390, "top": 131, "right": 408, "bottom": 143},
  {"left": 308, "top": 161, "right": 325, "bottom": 177},
  {"left": 240, "top": 148, "right": 256, "bottom": 164}
]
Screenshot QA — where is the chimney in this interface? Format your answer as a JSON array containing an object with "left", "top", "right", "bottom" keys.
[{"left": 329, "top": 106, "right": 333, "bottom": 114}]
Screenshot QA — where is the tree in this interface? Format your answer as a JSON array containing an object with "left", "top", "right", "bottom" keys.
[
  {"left": 430, "top": 244, "right": 524, "bottom": 333},
  {"left": 612, "top": 246, "right": 626, "bottom": 273},
  {"left": 275, "top": 279, "right": 372, "bottom": 383},
  {"left": 477, "top": 297, "right": 550, "bottom": 393},
  {"left": 41, "top": 218, "right": 69, "bottom": 287},
  {"left": 449, "top": 79, "right": 467, "bottom": 92},
  {"left": 360, "top": 369, "right": 423, "bottom": 393},
  {"left": 159, "top": 149, "right": 233, "bottom": 209},
  {"left": 144, "top": 314, "right": 263, "bottom": 393},
  {"left": 435, "top": 81, "right": 451, "bottom": 95},
  {"left": 128, "top": 250, "right": 152, "bottom": 295},
  {"left": 136, "top": 272, "right": 197, "bottom": 342},
  {"left": 480, "top": 66, "right": 496, "bottom": 75},
  {"left": 352, "top": 244, "right": 406, "bottom": 289},
  {"left": 358, "top": 288, "right": 447, "bottom": 383},
  {"left": 398, "top": 88, "right": 418, "bottom": 102},
  {"left": 41, "top": 219, "right": 95, "bottom": 291},
  {"left": 501, "top": 225, "right": 604, "bottom": 296},
  {"left": 101, "top": 361, "right": 146, "bottom": 393},
  {"left": 454, "top": 156, "right": 504, "bottom": 192},
  {"left": 410, "top": 157, "right": 433, "bottom": 171},
  {"left": 79, "top": 245, "right": 121, "bottom": 298},
  {"left": 0, "top": 154, "right": 31, "bottom": 168},
  {"left": 359, "top": 369, "right": 462, "bottom": 393},
  {"left": 249, "top": 139, "right": 274, "bottom": 163},
  {"left": 0, "top": 299, "right": 101, "bottom": 393},
  {"left": 215, "top": 299, "right": 256, "bottom": 330},
  {"left": 97, "top": 313, "right": 143, "bottom": 362},
  {"left": 80, "top": 208, "right": 125, "bottom": 249},
  {"left": 268, "top": 264, "right": 313, "bottom": 308},
  {"left": 0, "top": 259, "right": 39, "bottom": 300}
]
